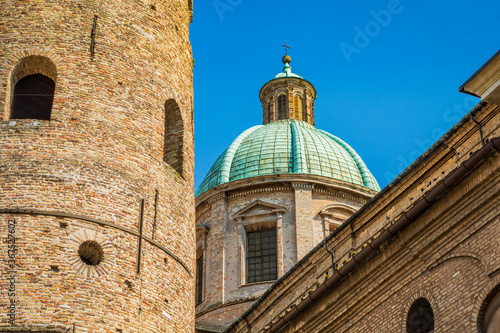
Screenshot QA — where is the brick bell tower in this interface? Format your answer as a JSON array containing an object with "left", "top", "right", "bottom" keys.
[{"left": 0, "top": 1, "right": 195, "bottom": 332}]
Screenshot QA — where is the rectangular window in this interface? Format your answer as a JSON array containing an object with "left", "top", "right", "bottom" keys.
[
  {"left": 195, "top": 255, "right": 203, "bottom": 305},
  {"left": 247, "top": 229, "right": 277, "bottom": 283},
  {"left": 278, "top": 95, "right": 287, "bottom": 120}
]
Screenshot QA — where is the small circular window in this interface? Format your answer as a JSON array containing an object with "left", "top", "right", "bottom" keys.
[
  {"left": 68, "top": 229, "right": 115, "bottom": 277},
  {"left": 78, "top": 240, "right": 104, "bottom": 266}
]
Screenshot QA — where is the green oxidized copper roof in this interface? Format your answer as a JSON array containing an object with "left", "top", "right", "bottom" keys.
[
  {"left": 273, "top": 62, "right": 303, "bottom": 79},
  {"left": 196, "top": 120, "right": 380, "bottom": 196}
]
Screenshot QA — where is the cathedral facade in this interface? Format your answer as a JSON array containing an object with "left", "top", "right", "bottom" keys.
[
  {"left": 227, "top": 52, "right": 500, "bottom": 333},
  {"left": 0, "top": 0, "right": 195, "bottom": 332},
  {"left": 194, "top": 56, "right": 381, "bottom": 331}
]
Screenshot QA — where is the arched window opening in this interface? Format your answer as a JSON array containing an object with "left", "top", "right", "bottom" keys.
[
  {"left": 164, "top": 99, "right": 184, "bottom": 177},
  {"left": 294, "top": 95, "right": 302, "bottom": 120},
  {"left": 10, "top": 74, "right": 55, "bottom": 120},
  {"left": 277, "top": 95, "right": 287, "bottom": 120},
  {"left": 406, "top": 298, "right": 435, "bottom": 333},
  {"left": 8, "top": 55, "right": 57, "bottom": 121},
  {"left": 480, "top": 286, "right": 500, "bottom": 333}
]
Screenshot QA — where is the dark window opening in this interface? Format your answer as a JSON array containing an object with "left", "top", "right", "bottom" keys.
[
  {"left": 277, "top": 95, "right": 287, "bottom": 120},
  {"left": 247, "top": 229, "right": 277, "bottom": 283},
  {"left": 164, "top": 99, "right": 184, "bottom": 177},
  {"left": 294, "top": 95, "right": 302, "bottom": 120},
  {"left": 406, "top": 298, "right": 435, "bottom": 333},
  {"left": 10, "top": 74, "right": 55, "bottom": 120},
  {"left": 195, "top": 255, "right": 203, "bottom": 305},
  {"left": 78, "top": 240, "right": 104, "bottom": 266},
  {"left": 481, "top": 285, "right": 500, "bottom": 333},
  {"left": 267, "top": 100, "right": 272, "bottom": 123}
]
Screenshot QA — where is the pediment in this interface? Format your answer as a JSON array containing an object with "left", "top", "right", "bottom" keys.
[
  {"left": 232, "top": 200, "right": 287, "bottom": 220},
  {"left": 196, "top": 224, "right": 210, "bottom": 243},
  {"left": 317, "top": 204, "right": 357, "bottom": 220}
]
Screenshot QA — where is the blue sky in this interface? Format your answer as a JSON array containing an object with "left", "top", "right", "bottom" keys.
[{"left": 190, "top": 0, "right": 500, "bottom": 191}]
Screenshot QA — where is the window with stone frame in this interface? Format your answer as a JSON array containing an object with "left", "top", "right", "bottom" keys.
[
  {"left": 195, "top": 253, "right": 203, "bottom": 305},
  {"left": 246, "top": 229, "right": 277, "bottom": 283},
  {"left": 277, "top": 94, "right": 287, "bottom": 120}
]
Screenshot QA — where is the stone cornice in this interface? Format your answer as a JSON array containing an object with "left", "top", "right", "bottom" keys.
[
  {"left": 196, "top": 174, "right": 375, "bottom": 208},
  {"left": 208, "top": 194, "right": 226, "bottom": 205},
  {"left": 227, "top": 186, "right": 292, "bottom": 200},
  {"left": 291, "top": 182, "right": 315, "bottom": 189},
  {"left": 313, "top": 188, "right": 367, "bottom": 204},
  {"left": 460, "top": 50, "right": 500, "bottom": 104}
]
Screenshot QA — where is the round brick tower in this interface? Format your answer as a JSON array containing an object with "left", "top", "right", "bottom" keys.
[{"left": 0, "top": 1, "right": 195, "bottom": 332}]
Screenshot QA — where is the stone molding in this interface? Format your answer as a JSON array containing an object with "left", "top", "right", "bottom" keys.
[
  {"left": 227, "top": 186, "right": 292, "bottom": 200},
  {"left": 291, "top": 182, "right": 314, "bottom": 189},
  {"left": 195, "top": 173, "right": 375, "bottom": 206},
  {"left": 231, "top": 200, "right": 288, "bottom": 222},
  {"left": 317, "top": 203, "right": 358, "bottom": 217},
  {"left": 313, "top": 188, "right": 367, "bottom": 204},
  {"left": 208, "top": 194, "right": 226, "bottom": 204}
]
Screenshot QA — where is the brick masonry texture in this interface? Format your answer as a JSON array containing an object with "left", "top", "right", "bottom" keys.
[
  {"left": 194, "top": 175, "right": 375, "bottom": 330},
  {"left": 230, "top": 103, "right": 500, "bottom": 333},
  {"left": 0, "top": 1, "right": 195, "bottom": 332}
]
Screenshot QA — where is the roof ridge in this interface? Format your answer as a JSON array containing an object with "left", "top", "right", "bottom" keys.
[
  {"left": 318, "top": 130, "right": 380, "bottom": 191},
  {"left": 290, "top": 121, "right": 307, "bottom": 173},
  {"left": 220, "top": 125, "right": 261, "bottom": 183}
]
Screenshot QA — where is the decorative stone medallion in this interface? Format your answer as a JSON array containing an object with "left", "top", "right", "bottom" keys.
[{"left": 68, "top": 229, "right": 115, "bottom": 277}]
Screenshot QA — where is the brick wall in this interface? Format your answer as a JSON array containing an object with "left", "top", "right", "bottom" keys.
[
  {"left": 0, "top": 1, "right": 195, "bottom": 332},
  {"left": 229, "top": 103, "right": 500, "bottom": 333},
  {"left": 195, "top": 176, "right": 373, "bottom": 330}
]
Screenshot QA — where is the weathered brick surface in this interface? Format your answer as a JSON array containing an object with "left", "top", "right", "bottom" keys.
[
  {"left": 229, "top": 103, "right": 500, "bottom": 333},
  {"left": 195, "top": 176, "right": 373, "bottom": 330},
  {"left": 0, "top": 1, "right": 195, "bottom": 332}
]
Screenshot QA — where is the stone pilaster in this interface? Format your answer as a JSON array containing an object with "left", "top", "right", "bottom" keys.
[
  {"left": 206, "top": 194, "right": 228, "bottom": 306},
  {"left": 292, "top": 183, "right": 315, "bottom": 260}
]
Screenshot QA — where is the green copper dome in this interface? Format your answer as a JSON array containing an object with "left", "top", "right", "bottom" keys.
[{"left": 196, "top": 120, "right": 380, "bottom": 196}]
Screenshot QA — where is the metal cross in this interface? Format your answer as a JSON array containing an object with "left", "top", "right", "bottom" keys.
[{"left": 281, "top": 42, "right": 291, "bottom": 55}]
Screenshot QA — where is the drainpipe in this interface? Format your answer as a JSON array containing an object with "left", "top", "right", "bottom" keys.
[
  {"left": 323, "top": 240, "right": 335, "bottom": 276},
  {"left": 470, "top": 114, "right": 485, "bottom": 146},
  {"left": 266, "top": 137, "right": 500, "bottom": 333}
]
